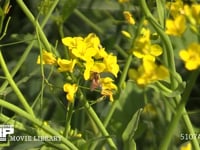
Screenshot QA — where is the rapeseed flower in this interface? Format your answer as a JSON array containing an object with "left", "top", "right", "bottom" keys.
[
  {"left": 63, "top": 83, "right": 78, "bottom": 103},
  {"left": 61, "top": 33, "right": 119, "bottom": 101},
  {"left": 166, "top": 0, "right": 184, "bottom": 18},
  {"left": 37, "top": 50, "right": 57, "bottom": 65},
  {"left": 84, "top": 59, "right": 105, "bottom": 80},
  {"left": 103, "top": 54, "right": 119, "bottom": 77},
  {"left": 128, "top": 60, "right": 169, "bottom": 86},
  {"left": 132, "top": 28, "right": 163, "bottom": 61},
  {"left": 180, "top": 142, "right": 191, "bottom": 150},
  {"left": 62, "top": 36, "right": 83, "bottom": 50},
  {"left": 165, "top": 15, "right": 186, "bottom": 36},
  {"left": 100, "top": 77, "right": 118, "bottom": 101},
  {"left": 57, "top": 58, "right": 76, "bottom": 72},
  {"left": 184, "top": 4, "right": 200, "bottom": 25},
  {"left": 179, "top": 42, "right": 200, "bottom": 70},
  {"left": 123, "top": 11, "right": 135, "bottom": 25},
  {"left": 62, "top": 33, "right": 101, "bottom": 61}
]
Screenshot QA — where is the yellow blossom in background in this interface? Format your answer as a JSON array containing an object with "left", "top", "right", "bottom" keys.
[
  {"left": 133, "top": 43, "right": 163, "bottom": 61},
  {"left": 63, "top": 83, "right": 78, "bottom": 103},
  {"left": 128, "top": 60, "right": 169, "bottom": 86},
  {"left": 166, "top": 0, "right": 184, "bottom": 18},
  {"left": 37, "top": 50, "right": 57, "bottom": 65},
  {"left": 132, "top": 28, "right": 162, "bottom": 61},
  {"left": 142, "top": 103, "right": 157, "bottom": 119},
  {"left": 57, "top": 58, "right": 76, "bottom": 72},
  {"left": 118, "top": 0, "right": 129, "bottom": 3},
  {"left": 184, "top": 4, "right": 200, "bottom": 26},
  {"left": 165, "top": 15, "right": 186, "bottom": 36},
  {"left": 191, "top": 4, "right": 200, "bottom": 25},
  {"left": 179, "top": 42, "right": 200, "bottom": 70},
  {"left": 123, "top": 11, "right": 135, "bottom": 25},
  {"left": 180, "top": 142, "right": 192, "bottom": 150},
  {"left": 133, "top": 28, "right": 151, "bottom": 47}
]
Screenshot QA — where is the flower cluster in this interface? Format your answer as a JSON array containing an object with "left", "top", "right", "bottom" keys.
[
  {"left": 128, "top": 28, "right": 169, "bottom": 86},
  {"left": 165, "top": 0, "right": 200, "bottom": 36},
  {"left": 179, "top": 42, "right": 200, "bottom": 70},
  {"left": 166, "top": 0, "right": 200, "bottom": 71},
  {"left": 37, "top": 33, "right": 119, "bottom": 102}
]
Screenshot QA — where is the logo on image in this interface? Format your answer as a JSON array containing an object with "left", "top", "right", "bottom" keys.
[{"left": 0, "top": 124, "right": 14, "bottom": 142}]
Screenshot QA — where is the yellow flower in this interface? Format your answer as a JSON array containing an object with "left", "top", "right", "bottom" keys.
[
  {"left": 179, "top": 42, "right": 200, "bottom": 70},
  {"left": 37, "top": 50, "right": 57, "bottom": 65},
  {"left": 62, "top": 33, "right": 101, "bottom": 61},
  {"left": 63, "top": 83, "right": 78, "bottom": 103},
  {"left": 62, "top": 36, "right": 83, "bottom": 50},
  {"left": 118, "top": 0, "right": 129, "bottom": 3},
  {"left": 183, "top": 4, "right": 200, "bottom": 29},
  {"left": 100, "top": 77, "right": 118, "bottom": 102},
  {"left": 84, "top": 33, "right": 101, "bottom": 50},
  {"left": 100, "top": 77, "right": 118, "bottom": 91},
  {"left": 94, "top": 47, "right": 107, "bottom": 59},
  {"left": 123, "top": 11, "right": 135, "bottom": 25},
  {"left": 165, "top": 15, "right": 186, "bottom": 36},
  {"left": 72, "top": 40, "right": 97, "bottom": 61},
  {"left": 191, "top": 4, "right": 200, "bottom": 25},
  {"left": 128, "top": 60, "right": 169, "bottom": 86},
  {"left": 133, "top": 44, "right": 163, "bottom": 61},
  {"left": 57, "top": 58, "right": 76, "bottom": 72},
  {"left": 84, "top": 59, "right": 106, "bottom": 80},
  {"left": 101, "top": 90, "right": 114, "bottom": 102},
  {"left": 166, "top": 0, "right": 184, "bottom": 18},
  {"left": 103, "top": 54, "right": 119, "bottom": 77},
  {"left": 132, "top": 28, "right": 163, "bottom": 61},
  {"left": 180, "top": 142, "right": 192, "bottom": 150}
]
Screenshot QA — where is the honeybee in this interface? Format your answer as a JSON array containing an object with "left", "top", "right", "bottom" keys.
[{"left": 90, "top": 72, "right": 101, "bottom": 91}]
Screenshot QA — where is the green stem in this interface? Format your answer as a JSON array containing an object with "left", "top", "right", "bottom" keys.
[
  {"left": 0, "top": 99, "right": 78, "bottom": 150},
  {"left": 0, "top": 17, "right": 11, "bottom": 40},
  {"left": 0, "top": 42, "right": 35, "bottom": 93},
  {"left": 80, "top": 91, "right": 117, "bottom": 150},
  {"left": 0, "top": 51, "right": 35, "bottom": 117},
  {"left": 159, "top": 70, "right": 200, "bottom": 150},
  {"left": 64, "top": 103, "right": 74, "bottom": 137},
  {"left": 16, "top": 0, "right": 51, "bottom": 51},
  {"left": 182, "top": 108, "right": 200, "bottom": 149},
  {"left": 74, "top": 9, "right": 104, "bottom": 34}
]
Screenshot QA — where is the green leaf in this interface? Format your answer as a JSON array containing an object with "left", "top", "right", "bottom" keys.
[{"left": 122, "top": 108, "right": 143, "bottom": 148}]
